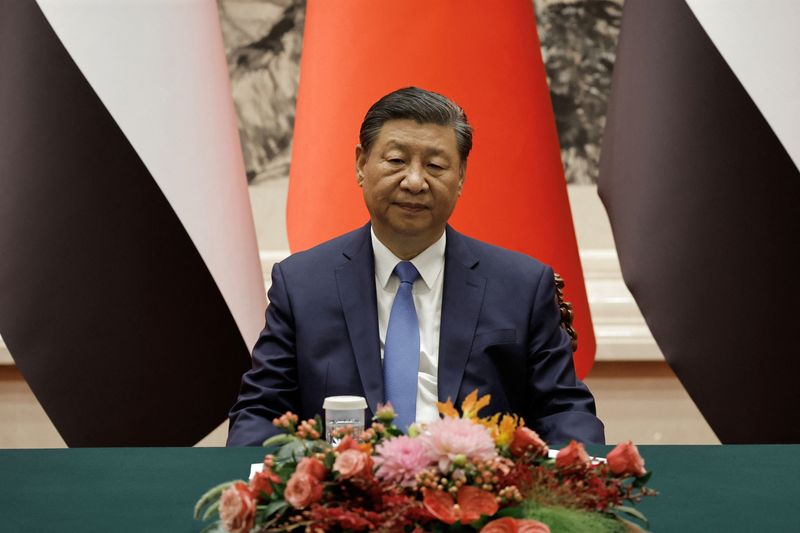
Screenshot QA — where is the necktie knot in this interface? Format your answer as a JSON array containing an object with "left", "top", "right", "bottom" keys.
[{"left": 394, "top": 261, "right": 420, "bottom": 285}]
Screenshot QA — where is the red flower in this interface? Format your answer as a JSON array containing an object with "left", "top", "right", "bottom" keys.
[
  {"left": 336, "top": 435, "right": 361, "bottom": 452},
  {"left": 509, "top": 427, "right": 548, "bottom": 458},
  {"left": 284, "top": 472, "right": 323, "bottom": 509},
  {"left": 296, "top": 456, "right": 327, "bottom": 481},
  {"left": 480, "top": 517, "right": 551, "bottom": 533},
  {"left": 249, "top": 467, "right": 280, "bottom": 498},
  {"left": 555, "top": 440, "right": 590, "bottom": 470},
  {"left": 606, "top": 441, "right": 646, "bottom": 477},
  {"left": 423, "top": 486, "right": 499, "bottom": 525},
  {"left": 218, "top": 482, "right": 256, "bottom": 533}
]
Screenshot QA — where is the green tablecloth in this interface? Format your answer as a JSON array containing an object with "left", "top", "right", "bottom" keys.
[{"left": 0, "top": 446, "right": 798, "bottom": 532}]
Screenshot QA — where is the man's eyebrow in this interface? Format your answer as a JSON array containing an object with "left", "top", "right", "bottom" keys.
[
  {"left": 382, "top": 140, "right": 405, "bottom": 150},
  {"left": 382, "top": 140, "right": 451, "bottom": 158}
]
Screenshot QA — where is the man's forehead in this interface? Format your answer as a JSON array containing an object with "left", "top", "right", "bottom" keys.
[{"left": 374, "top": 120, "right": 458, "bottom": 151}]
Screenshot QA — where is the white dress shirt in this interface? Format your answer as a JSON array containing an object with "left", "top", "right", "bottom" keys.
[{"left": 371, "top": 228, "right": 446, "bottom": 424}]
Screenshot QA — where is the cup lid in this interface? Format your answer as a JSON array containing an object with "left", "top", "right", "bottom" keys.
[{"left": 323, "top": 395, "right": 367, "bottom": 410}]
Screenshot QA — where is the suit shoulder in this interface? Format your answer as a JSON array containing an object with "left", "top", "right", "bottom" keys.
[
  {"left": 277, "top": 226, "right": 368, "bottom": 272},
  {"left": 458, "top": 233, "right": 551, "bottom": 280}
]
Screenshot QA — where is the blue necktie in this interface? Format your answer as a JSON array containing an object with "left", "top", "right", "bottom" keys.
[{"left": 383, "top": 261, "right": 420, "bottom": 431}]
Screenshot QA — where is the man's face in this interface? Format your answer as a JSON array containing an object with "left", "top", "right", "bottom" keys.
[{"left": 356, "top": 119, "right": 464, "bottom": 250}]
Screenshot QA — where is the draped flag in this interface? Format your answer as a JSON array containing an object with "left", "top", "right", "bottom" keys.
[
  {"left": 0, "top": 1, "right": 266, "bottom": 445},
  {"left": 599, "top": 0, "right": 800, "bottom": 442},
  {"left": 287, "top": 0, "right": 595, "bottom": 377}
]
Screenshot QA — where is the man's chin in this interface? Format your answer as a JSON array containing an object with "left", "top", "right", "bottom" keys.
[{"left": 391, "top": 224, "right": 445, "bottom": 242}]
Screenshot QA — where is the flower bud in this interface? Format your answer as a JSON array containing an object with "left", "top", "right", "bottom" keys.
[{"left": 375, "top": 403, "right": 396, "bottom": 424}]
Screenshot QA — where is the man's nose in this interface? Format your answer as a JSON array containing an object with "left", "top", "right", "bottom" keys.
[{"left": 401, "top": 163, "right": 427, "bottom": 193}]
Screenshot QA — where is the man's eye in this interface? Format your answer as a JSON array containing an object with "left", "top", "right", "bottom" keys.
[
  {"left": 428, "top": 163, "right": 444, "bottom": 171},
  {"left": 388, "top": 158, "right": 404, "bottom": 165}
]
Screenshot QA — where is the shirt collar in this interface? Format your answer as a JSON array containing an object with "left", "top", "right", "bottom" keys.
[{"left": 371, "top": 228, "right": 446, "bottom": 291}]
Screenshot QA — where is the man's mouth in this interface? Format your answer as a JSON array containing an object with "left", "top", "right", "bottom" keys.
[{"left": 395, "top": 202, "right": 428, "bottom": 212}]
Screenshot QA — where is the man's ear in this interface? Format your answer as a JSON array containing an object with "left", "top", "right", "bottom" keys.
[
  {"left": 355, "top": 144, "right": 365, "bottom": 187},
  {"left": 457, "top": 165, "right": 466, "bottom": 196}
]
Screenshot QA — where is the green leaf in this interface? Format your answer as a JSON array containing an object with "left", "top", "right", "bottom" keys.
[
  {"left": 199, "top": 521, "right": 225, "bottom": 533},
  {"left": 308, "top": 438, "right": 330, "bottom": 454},
  {"left": 323, "top": 451, "right": 335, "bottom": 470},
  {"left": 193, "top": 481, "right": 236, "bottom": 520},
  {"left": 263, "top": 433, "right": 294, "bottom": 448},
  {"left": 201, "top": 500, "right": 221, "bottom": 522},
  {"left": 261, "top": 500, "right": 290, "bottom": 518},
  {"left": 613, "top": 505, "right": 650, "bottom": 528},
  {"left": 274, "top": 460, "right": 296, "bottom": 480},
  {"left": 632, "top": 471, "right": 652, "bottom": 488},
  {"left": 616, "top": 516, "right": 651, "bottom": 533},
  {"left": 276, "top": 438, "right": 308, "bottom": 460},
  {"left": 495, "top": 506, "right": 525, "bottom": 519}
]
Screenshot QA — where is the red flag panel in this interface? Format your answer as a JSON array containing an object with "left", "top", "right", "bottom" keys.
[{"left": 288, "top": 0, "right": 595, "bottom": 377}]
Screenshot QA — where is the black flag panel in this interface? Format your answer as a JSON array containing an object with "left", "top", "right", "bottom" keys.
[
  {"left": 599, "top": 0, "right": 800, "bottom": 443},
  {"left": 0, "top": 1, "right": 251, "bottom": 445}
]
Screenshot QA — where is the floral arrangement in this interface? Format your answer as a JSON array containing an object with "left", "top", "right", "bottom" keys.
[{"left": 195, "top": 392, "right": 656, "bottom": 532}]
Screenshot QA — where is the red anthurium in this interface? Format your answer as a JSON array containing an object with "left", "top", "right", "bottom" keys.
[
  {"left": 423, "top": 486, "right": 499, "bottom": 525},
  {"left": 516, "top": 519, "right": 551, "bottom": 532},
  {"left": 423, "top": 489, "right": 458, "bottom": 524},
  {"left": 480, "top": 517, "right": 551, "bottom": 533},
  {"left": 480, "top": 517, "right": 519, "bottom": 532}
]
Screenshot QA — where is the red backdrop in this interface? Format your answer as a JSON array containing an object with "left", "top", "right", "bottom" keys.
[{"left": 287, "top": 0, "right": 595, "bottom": 377}]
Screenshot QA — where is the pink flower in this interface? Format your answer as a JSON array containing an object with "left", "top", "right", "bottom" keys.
[
  {"left": 284, "top": 472, "right": 323, "bottom": 509},
  {"left": 606, "top": 441, "right": 646, "bottom": 477},
  {"left": 374, "top": 435, "right": 431, "bottom": 487},
  {"left": 219, "top": 482, "right": 256, "bottom": 533},
  {"left": 333, "top": 449, "right": 372, "bottom": 480},
  {"left": 419, "top": 417, "right": 497, "bottom": 472}
]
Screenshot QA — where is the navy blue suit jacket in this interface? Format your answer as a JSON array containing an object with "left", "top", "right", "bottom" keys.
[{"left": 227, "top": 224, "right": 604, "bottom": 446}]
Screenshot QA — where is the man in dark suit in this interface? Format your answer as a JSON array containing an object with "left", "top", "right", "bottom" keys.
[{"left": 227, "top": 87, "right": 604, "bottom": 446}]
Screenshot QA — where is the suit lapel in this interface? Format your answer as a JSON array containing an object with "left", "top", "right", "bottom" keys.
[
  {"left": 438, "top": 226, "right": 486, "bottom": 405},
  {"left": 335, "top": 224, "right": 384, "bottom": 414}
]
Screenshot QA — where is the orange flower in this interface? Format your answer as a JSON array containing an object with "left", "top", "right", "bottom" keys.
[
  {"left": 423, "top": 486, "right": 499, "bottom": 525},
  {"left": 436, "top": 398, "right": 460, "bottom": 419},
  {"left": 460, "top": 390, "right": 491, "bottom": 420},
  {"left": 437, "top": 390, "right": 492, "bottom": 421},
  {"left": 489, "top": 413, "right": 522, "bottom": 447}
]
